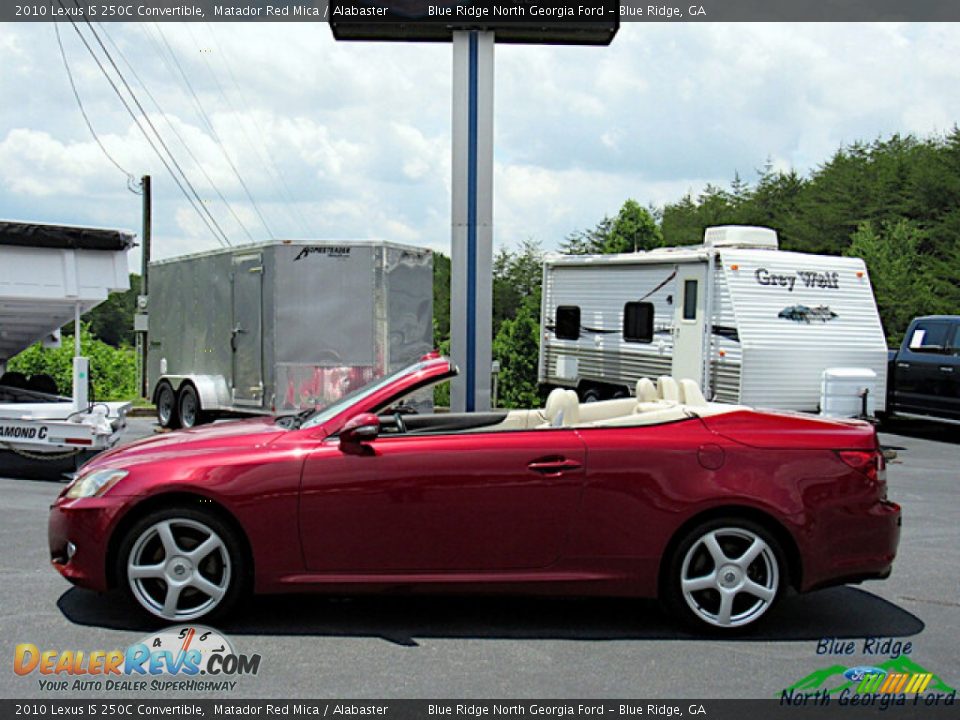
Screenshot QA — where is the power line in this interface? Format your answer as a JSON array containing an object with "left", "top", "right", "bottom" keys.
[
  {"left": 59, "top": 4, "right": 228, "bottom": 247},
  {"left": 97, "top": 22, "right": 256, "bottom": 244},
  {"left": 58, "top": 0, "right": 231, "bottom": 247},
  {"left": 152, "top": 22, "right": 275, "bottom": 240},
  {"left": 205, "top": 23, "right": 313, "bottom": 238},
  {"left": 73, "top": 5, "right": 233, "bottom": 247},
  {"left": 54, "top": 22, "right": 139, "bottom": 193}
]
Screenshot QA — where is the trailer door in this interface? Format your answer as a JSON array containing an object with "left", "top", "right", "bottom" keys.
[
  {"left": 231, "top": 252, "right": 264, "bottom": 405},
  {"left": 671, "top": 264, "right": 707, "bottom": 383}
]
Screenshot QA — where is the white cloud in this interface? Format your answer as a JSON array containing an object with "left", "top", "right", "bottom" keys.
[{"left": 1, "top": 19, "right": 959, "bottom": 268}]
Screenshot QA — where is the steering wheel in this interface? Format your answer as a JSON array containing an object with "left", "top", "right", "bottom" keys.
[{"left": 393, "top": 412, "right": 407, "bottom": 434}]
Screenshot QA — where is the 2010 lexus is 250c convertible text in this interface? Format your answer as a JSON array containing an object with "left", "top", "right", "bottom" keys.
[{"left": 49, "top": 354, "right": 901, "bottom": 632}]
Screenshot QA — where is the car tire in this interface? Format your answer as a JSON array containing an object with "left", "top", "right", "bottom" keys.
[
  {"left": 156, "top": 382, "right": 179, "bottom": 429},
  {"left": 662, "top": 517, "right": 785, "bottom": 633},
  {"left": 177, "top": 384, "right": 206, "bottom": 429},
  {"left": 117, "top": 506, "right": 247, "bottom": 623}
]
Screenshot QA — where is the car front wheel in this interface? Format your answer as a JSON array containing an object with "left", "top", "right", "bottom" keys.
[
  {"left": 118, "top": 507, "right": 246, "bottom": 622},
  {"left": 664, "top": 518, "right": 784, "bottom": 632}
]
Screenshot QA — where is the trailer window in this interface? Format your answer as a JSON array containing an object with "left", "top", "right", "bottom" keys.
[
  {"left": 682, "top": 279, "right": 698, "bottom": 321},
  {"left": 555, "top": 306, "right": 581, "bottom": 340},
  {"left": 623, "top": 302, "right": 654, "bottom": 343}
]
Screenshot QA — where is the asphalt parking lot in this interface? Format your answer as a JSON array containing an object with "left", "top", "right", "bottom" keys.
[{"left": 1, "top": 417, "right": 957, "bottom": 699}]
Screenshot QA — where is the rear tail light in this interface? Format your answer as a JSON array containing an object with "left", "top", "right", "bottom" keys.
[
  {"left": 836, "top": 449, "right": 887, "bottom": 497},
  {"left": 837, "top": 450, "right": 880, "bottom": 479}
]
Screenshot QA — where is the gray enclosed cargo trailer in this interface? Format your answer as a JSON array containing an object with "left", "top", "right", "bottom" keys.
[{"left": 147, "top": 240, "right": 433, "bottom": 427}]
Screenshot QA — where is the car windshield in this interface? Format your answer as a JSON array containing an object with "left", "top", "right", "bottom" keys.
[{"left": 297, "top": 361, "right": 430, "bottom": 430}]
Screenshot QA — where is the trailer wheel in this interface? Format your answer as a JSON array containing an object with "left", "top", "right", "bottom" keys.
[
  {"left": 156, "top": 382, "right": 179, "bottom": 429},
  {"left": 579, "top": 387, "right": 602, "bottom": 403},
  {"left": 177, "top": 384, "right": 207, "bottom": 429}
]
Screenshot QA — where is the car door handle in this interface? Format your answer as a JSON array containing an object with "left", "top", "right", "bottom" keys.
[
  {"left": 940, "top": 366, "right": 955, "bottom": 373},
  {"left": 528, "top": 458, "right": 583, "bottom": 475},
  {"left": 897, "top": 362, "right": 910, "bottom": 369}
]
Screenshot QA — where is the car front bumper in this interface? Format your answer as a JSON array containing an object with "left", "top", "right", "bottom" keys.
[{"left": 48, "top": 497, "right": 128, "bottom": 592}]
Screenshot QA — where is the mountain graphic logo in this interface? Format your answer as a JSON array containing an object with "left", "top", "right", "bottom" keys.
[{"left": 782, "top": 656, "right": 956, "bottom": 696}]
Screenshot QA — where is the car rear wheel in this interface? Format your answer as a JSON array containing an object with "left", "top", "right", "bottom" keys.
[
  {"left": 118, "top": 507, "right": 246, "bottom": 622},
  {"left": 664, "top": 518, "right": 784, "bottom": 632},
  {"left": 156, "top": 382, "right": 179, "bottom": 429}
]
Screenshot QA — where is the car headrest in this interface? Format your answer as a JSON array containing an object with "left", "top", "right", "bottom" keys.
[
  {"left": 657, "top": 376, "right": 680, "bottom": 402},
  {"left": 544, "top": 387, "right": 568, "bottom": 422},
  {"left": 553, "top": 390, "right": 580, "bottom": 426},
  {"left": 679, "top": 379, "right": 708, "bottom": 406},
  {"left": 635, "top": 377, "right": 658, "bottom": 403}
]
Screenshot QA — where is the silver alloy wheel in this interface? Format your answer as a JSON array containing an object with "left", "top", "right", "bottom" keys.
[
  {"left": 157, "top": 385, "right": 175, "bottom": 427},
  {"left": 679, "top": 526, "right": 779, "bottom": 628},
  {"left": 127, "top": 518, "right": 231, "bottom": 621}
]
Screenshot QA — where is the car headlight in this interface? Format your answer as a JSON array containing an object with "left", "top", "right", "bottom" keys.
[{"left": 65, "top": 469, "right": 129, "bottom": 499}]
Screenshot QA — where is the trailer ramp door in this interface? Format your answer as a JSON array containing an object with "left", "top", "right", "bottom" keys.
[{"left": 231, "top": 253, "right": 264, "bottom": 405}]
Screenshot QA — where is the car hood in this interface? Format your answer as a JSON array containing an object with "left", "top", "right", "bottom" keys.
[{"left": 80, "top": 417, "right": 288, "bottom": 473}]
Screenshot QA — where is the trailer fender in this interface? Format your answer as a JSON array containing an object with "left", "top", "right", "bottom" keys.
[{"left": 155, "top": 375, "right": 231, "bottom": 413}]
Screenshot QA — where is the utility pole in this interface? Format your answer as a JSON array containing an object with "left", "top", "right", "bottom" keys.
[{"left": 135, "top": 175, "right": 151, "bottom": 398}]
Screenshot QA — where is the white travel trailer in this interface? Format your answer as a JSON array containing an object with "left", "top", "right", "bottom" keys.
[{"left": 538, "top": 226, "right": 888, "bottom": 414}]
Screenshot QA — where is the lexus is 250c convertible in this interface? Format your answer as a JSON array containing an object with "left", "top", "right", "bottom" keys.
[{"left": 49, "top": 354, "right": 900, "bottom": 631}]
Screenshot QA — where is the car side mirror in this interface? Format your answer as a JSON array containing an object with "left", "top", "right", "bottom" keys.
[{"left": 339, "top": 413, "right": 380, "bottom": 449}]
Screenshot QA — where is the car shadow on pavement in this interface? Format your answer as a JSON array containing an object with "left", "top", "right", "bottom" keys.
[{"left": 58, "top": 584, "right": 923, "bottom": 646}]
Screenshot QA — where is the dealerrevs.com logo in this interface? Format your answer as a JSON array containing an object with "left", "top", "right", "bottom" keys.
[{"left": 14, "top": 626, "right": 261, "bottom": 692}]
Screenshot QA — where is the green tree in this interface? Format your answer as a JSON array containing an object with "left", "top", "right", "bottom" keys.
[
  {"left": 560, "top": 216, "right": 612, "bottom": 254},
  {"left": 493, "top": 239, "right": 543, "bottom": 337},
  {"left": 8, "top": 323, "right": 138, "bottom": 401},
  {"left": 433, "top": 253, "right": 451, "bottom": 347},
  {"left": 492, "top": 294, "right": 542, "bottom": 408},
  {"left": 603, "top": 199, "right": 663, "bottom": 253},
  {"left": 61, "top": 273, "right": 140, "bottom": 347},
  {"left": 846, "top": 219, "right": 959, "bottom": 343}
]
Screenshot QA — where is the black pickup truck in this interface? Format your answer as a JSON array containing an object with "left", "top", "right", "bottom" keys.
[{"left": 886, "top": 315, "right": 960, "bottom": 424}]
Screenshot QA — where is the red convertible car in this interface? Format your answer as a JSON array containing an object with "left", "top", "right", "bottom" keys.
[{"left": 49, "top": 355, "right": 900, "bottom": 631}]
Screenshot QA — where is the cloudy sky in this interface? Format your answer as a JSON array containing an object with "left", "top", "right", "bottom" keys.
[{"left": 1, "top": 21, "right": 960, "bottom": 267}]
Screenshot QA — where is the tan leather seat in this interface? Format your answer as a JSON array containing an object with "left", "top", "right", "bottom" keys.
[
  {"left": 679, "top": 379, "right": 708, "bottom": 406},
  {"left": 577, "top": 398, "right": 638, "bottom": 423},
  {"left": 558, "top": 390, "right": 580, "bottom": 426},
  {"left": 543, "top": 388, "right": 568, "bottom": 424},
  {"left": 636, "top": 377, "right": 658, "bottom": 403},
  {"left": 657, "top": 376, "right": 681, "bottom": 402}
]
